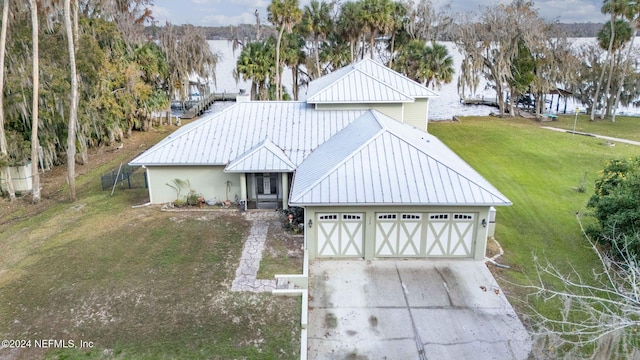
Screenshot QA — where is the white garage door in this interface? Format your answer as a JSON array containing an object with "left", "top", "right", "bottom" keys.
[
  {"left": 374, "top": 212, "right": 475, "bottom": 258},
  {"left": 426, "top": 213, "right": 475, "bottom": 257},
  {"left": 316, "top": 213, "right": 364, "bottom": 258},
  {"left": 375, "top": 213, "right": 422, "bottom": 257}
]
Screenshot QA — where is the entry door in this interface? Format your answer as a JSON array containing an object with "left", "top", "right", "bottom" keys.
[
  {"left": 317, "top": 213, "right": 364, "bottom": 257},
  {"left": 256, "top": 173, "right": 278, "bottom": 197}
]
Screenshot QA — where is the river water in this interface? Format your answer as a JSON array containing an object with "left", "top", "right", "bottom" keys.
[{"left": 202, "top": 38, "right": 639, "bottom": 120}]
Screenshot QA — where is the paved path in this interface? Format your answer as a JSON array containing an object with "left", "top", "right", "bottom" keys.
[
  {"left": 541, "top": 126, "right": 640, "bottom": 146},
  {"left": 230, "top": 211, "right": 279, "bottom": 292}
]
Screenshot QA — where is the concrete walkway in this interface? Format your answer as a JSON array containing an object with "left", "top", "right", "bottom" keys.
[
  {"left": 541, "top": 126, "right": 640, "bottom": 146},
  {"left": 230, "top": 211, "right": 279, "bottom": 292}
]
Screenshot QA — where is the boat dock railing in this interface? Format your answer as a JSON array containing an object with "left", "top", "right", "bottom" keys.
[{"left": 179, "top": 92, "right": 242, "bottom": 119}]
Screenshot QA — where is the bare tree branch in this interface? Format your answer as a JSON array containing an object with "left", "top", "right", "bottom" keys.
[{"left": 515, "top": 214, "right": 640, "bottom": 358}]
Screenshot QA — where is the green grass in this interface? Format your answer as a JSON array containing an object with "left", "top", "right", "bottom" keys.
[
  {"left": 550, "top": 114, "right": 640, "bottom": 142},
  {"left": 0, "top": 135, "right": 300, "bottom": 359},
  {"left": 430, "top": 116, "right": 639, "bottom": 330}
]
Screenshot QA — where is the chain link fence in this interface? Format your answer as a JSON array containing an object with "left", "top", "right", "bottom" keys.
[{"left": 101, "top": 164, "right": 147, "bottom": 191}]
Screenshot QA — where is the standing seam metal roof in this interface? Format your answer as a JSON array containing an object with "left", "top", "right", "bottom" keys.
[
  {"left": 302, "top": 58, "right": 438, "bottom": 103},
  {"left": 289, "top": 110, "right": 511, "bottom": 206},
  {"left": 128, "top": 102, "right": 368, "bottom": 167},
  {"left": 224, "top": 138, "right": 296, "bottom": 172}
]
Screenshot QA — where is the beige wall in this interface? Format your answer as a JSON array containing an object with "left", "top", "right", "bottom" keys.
[
  {"left": 146, "top": 166, "right": 241, "bottom": 204},
  {"left": 315, "top": 103, "right": 404, "bottom": 122},
  {"left": 304, "top": 205, "right": 491, "bottom": 261},
  {"left": 403, "top": 98, "right": 429, "bottom": 132}
]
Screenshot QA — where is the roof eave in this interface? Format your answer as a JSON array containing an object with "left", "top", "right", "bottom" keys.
[
  {"left": 307, "top": 100, "right": 415, "bottom": 104},
  {"left": 224, "top": 169, "right": 294, "bottom": 173},
  {"left": 128, "top": 162, "right": 226, "bottom": 167},
  {"left": 288, "top": 201, "right": 513, "bottom": 207}
]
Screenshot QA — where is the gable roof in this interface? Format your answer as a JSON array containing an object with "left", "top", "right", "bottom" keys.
[
  {"left": 225, "top": 138, "right": 296, "bottom": 173},
  {"left": 303, "top": 58, "right": 438, "bottom": 104},
  {"left": 129, "top": 102, "right": 367, "bottom": 167},
  {"left": 289, "top": 111, "right": 511, "bottom": 206}
]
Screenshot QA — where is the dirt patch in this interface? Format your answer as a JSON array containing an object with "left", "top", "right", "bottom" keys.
[
  {"left": 485, "top": 237, "right": 503, "bottom": 259},
  {"left": 258, "top": 218, "right": 304, "bottom": 278}
]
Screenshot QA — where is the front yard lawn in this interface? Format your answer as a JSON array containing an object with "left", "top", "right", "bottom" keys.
[{"left": 0, "top": 130, "right": 300, "bottom": 359}]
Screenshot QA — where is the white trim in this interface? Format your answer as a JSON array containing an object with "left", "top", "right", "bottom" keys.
[{"left": 146, "top": 167, "right": 154, "bottom": 203}]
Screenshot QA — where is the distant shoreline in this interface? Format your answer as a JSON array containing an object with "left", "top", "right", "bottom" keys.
[{"left": 144, "top": 22, "right": 608, "bottom": 41}]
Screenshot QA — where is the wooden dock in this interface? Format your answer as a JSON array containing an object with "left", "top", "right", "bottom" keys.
[
  {"left": 179, "top": 92, "right": 243, "bottom": 119},
  {"left": 180, "top": 95, "right": 215, "bottom": 119},
  {"left": 212, "top": 92, "right": 240, "bottom": 101},
  {"left": 461, "top": 97, "right": 499, "bottom": 107}
]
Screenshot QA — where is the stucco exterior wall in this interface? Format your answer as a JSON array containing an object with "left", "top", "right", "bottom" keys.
[
  {"left": 304, "top": 205, "right": 491, "bottom": 261},
  {"left": 146, "top": 166, "right": 241, "bottom": 204}
]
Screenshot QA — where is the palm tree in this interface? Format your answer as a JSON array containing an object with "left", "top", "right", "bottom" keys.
[
  {"left": 423, "top": 42, "right": 454, "bottom": 89},
  {"left": 392, "top": 39, "right": 426, "bottom": 82},
  {"left": 268, "top": 0, "right": 302, "bottom": 100},
  {"left": 0, "top": 0, "right": 15, "bottom": 201},
  {"left": 234, "top": 41, "right": 275, "bottom": 100},
  {"left": 29, "top": 0, "right": 40, "bottom": 203},
  {"left": 302, "top": 0, "right": 332, "bottom": 79},
  {"left": 281, "top": 32, "right": 306, "bottom": 100},
  {"left": 592, "top": 0, "right": 627, "bottom": 120},
  {"left": 361, "top": 0, "right": 394, "bottom": 60},
  {"left": 387, "top": 1, "right": 407, "bottom": 67},
  {"left": 64, "top": 0, "right": 78, "bottom": 201},
  {"left": 612, "top": 0, "right": 640, "bottom": 122},
  {"left": 320, "top": 31, "right": 351, "bottom": 72},
  {"left": 337, "top": 1, "right": 364, "bottom": 63},
  {"left": 392, "top": 40, "right": 453, "bottom": 89},
  {"left": 597, "top": 18, "right": 632, "bottom": 119}
]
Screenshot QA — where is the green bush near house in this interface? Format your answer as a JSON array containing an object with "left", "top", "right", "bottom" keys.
[{"left": 586, "top": 156, "right": 640, "bottom": 257}]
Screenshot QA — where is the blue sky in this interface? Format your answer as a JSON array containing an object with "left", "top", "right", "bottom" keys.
[{"left": 150, "top": 0, "right": 609, "bottom": 27}]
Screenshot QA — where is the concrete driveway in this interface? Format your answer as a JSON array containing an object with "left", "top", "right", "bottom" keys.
[{"left": 308, "top": 260, "right": 531, "bottom": 360}]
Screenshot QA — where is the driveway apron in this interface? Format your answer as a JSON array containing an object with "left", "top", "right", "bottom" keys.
[{"left": 308, "top": 260, "right": 531, "bottom": 360}]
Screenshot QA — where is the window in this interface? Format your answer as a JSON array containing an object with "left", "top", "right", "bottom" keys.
[
  {"left": 429, "top": 214, "right": 449, "bottom": 220},
  {"left": 402, "top": 214, "right": 421, "bottom": 220},
  {"left": 319, "top": 214, "right": 338, "bottom": 220},
  {"left": 454, "top": 214, "right": 473, "bottom": 220},
  {"left": 343, "top": 214, "right": 362, "bottom": 220},
  {"left": 377, "top": 214, "right": 397, "bottom": 220}
]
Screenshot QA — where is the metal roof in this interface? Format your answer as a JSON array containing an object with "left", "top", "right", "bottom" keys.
[
  {"left": 289, "top": 111, "right": 511, "bottom": 207},
  {"left": 225, "top": 138, "right": 296, "bottom": 172},
  {"left": 129, "top": 102, "right": 367, "bottom": 167},
  {"left": 303, "top": 58, "right": 438, "bottom": 104}
]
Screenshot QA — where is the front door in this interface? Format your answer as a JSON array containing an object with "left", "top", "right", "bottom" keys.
[{"left": 255, "top": 173, "right": 279, "bottom": 209}]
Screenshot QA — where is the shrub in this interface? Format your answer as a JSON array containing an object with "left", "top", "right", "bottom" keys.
[
  {"left": 280, "top": 207, "right": 305, "bottom": 234},
  {"left": 587, "top": 157, "right": 640, "bottom": 257}
]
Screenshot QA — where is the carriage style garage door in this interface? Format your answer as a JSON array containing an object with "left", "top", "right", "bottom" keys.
[
  {"left": 317, "top": 212, "right": 477, "bottom": 258},
  {"left": 316, "top": 213, "right": 365, "bottom": 257},
  {"left": 374, "top": 212, "right": 477, "bottom": 258}
]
